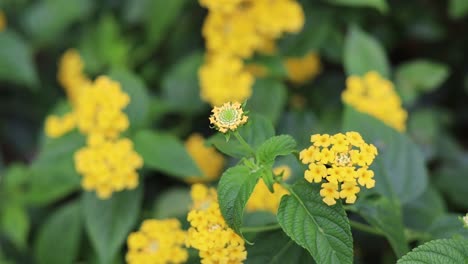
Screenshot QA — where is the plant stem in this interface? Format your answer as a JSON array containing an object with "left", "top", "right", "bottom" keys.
[
  {"left": 241, "top": 224, "right": 282, "bottom": 233},
  {"left": 349, "top": 220, "right": 385, "bottom": 237},
  {"left": 233, "top": 131, "right": 255, "bottom": 156}
]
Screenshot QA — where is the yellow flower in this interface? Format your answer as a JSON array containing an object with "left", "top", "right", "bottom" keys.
[
  {"left": 300, "top": 132, "right": 378, "bottom": 205},
  {"left": 185, "top": 133, "right": 225, "bottom": 183},
  {"left": 250, "top": 0, "right": 305, "bottom": 38},
  {"left": 199, "top": 0, "right": 245, "bottom": 13},
  {"left": 0, "top": 10, "right": 6, "bottom": 31},
  {"left": 187, "top": 184, "right": 247, "bottom": 263},
  {"left": 246, "top": 166, "right": 291, "bottom": 214},
  {"left": 126, "top": 219, "right": 188, "bottom": 264},
  {"left": 209, "top": 102, "right": 248, "bottom": 133},
  {"left": 342, "top": 71, "right": 408, "bottom": 132},
  {"left": 57, "top": 49, "right": 91, "bottom": 105},
  {"left": 202, "top": 10, "right": 261, "bottom": 58},
  {"left": 74, "top": 138, "right": 143, "bottom": 199},
  {"left": 74, "top": 76, "right": 130, "bottom": 139},
  {"left": 44, "top": 112, "right": 76, "bottom": 138},
  {"left": 285, "top": 52, "right": 321, "bottom": 84},
  {"left": 199, "top": 54, "right": 254, "bottom": 106}
]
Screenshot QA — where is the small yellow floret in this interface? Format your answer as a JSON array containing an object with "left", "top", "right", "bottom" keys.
[
  {"left": 126, "top": 219, "right": 188, "bottom": 264},
  {"left": 74, "top": 138, "right": 143, "bottom": 199},
  {"left": 57, "top": 49, "right": 91, "bottom": 104},
  {"left": 342, "top": 71, "right": 407, "bottom": 132},
  {"left": 44, "top": 113, "right": 76, "bottom": 138},
  {"left": 185, "top": 133, "right": 225, "bottom": 183},
  {"left": 285, "top": 52, "right": 321, "bottom": 84},
  {"left": 246, "top": 166, "right": 291, "bottom": 214},
  {"left": 300, "top": 132, "right": 378, "bottom": 205},
  {"left": 209, "top": 102, "right": 248, "bottom": 133}
]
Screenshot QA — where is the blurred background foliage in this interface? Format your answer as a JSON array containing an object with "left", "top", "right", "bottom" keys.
[{"left": 1, "top": 0, "right": 468, "bottom": 263}]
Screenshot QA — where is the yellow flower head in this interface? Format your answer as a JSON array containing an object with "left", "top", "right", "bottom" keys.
[
  {"left": 57, "top": 49, "right": 91, "bottom": 104},
  {"left": 187, "top": 184, "right": 247, "bottom": 263},
  {"left": 126, "top": 219, "right": 188, "bottom": 264},
  {"left": 202, "top": 9, "right": 261, "bottom": 58},
  {"left": 246, "top": 165, "right": 291, "bottom": 214},
  {"left": 209, "top": 102, "right": 248, "bottom": 133},
  {"left": 199, "top": 0, "right": 245, "bottom": 13},
  {"left": 285, "top": 52, "right": 321, "bottom": 84},
  {"left": 299, "top": 132, "right": 378, "bottom": 206},
  {"left": 185, "top": 133, "right": 225, "bottom": 183},
  {"left": 0, "top": 10, "right": 6, "bottom": 31},
  {"left": 74, "top": 76, "right": 130, "bottom": 139},
  {"left": 342, "top": 71, "right": 408, "bottom": 132},
  {"left": 44, "top": 112, "right": 76, "bottom": 138},
  {"left": 199, "top": 54, "right": 253, "bottom": 106},
  {"left": 74, "top": 138, "right": 143, "bottom": 199}
]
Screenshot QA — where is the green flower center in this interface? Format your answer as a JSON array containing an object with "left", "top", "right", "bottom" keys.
[
  {"left": 218, "top": 108, "right": 238, "bottom": 125},
  {"left": 335, "top": 152, "right": 351, "bottom": 166}
]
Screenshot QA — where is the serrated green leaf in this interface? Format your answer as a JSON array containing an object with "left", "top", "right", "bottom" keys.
[
  {"left": 208, "top": 114, "right": 275, "bottom": 158},
  {"left": 395, "top": 60, "right": 449, "bottom": 103},
  {"left": 325, "top": 0, "right": 388, "bottom": 13},
  {"left": 256, "top": 135, "right": 297, "bottom": 164},
  {"left": 449, "top": 0, "right": 468, "bottom": 19},
  {"left": 277, "top": 180, "right": 353, "bottom": 264},
  {"left": 108, "top": 68, "right": 150, "bottom": 130},
  {"left": 218, "top": 165, "right": 262, "bottom": 237},
  {"left": 246, "top": 230, "right": 315, "bottom": 264},
  {"left": 356, "top": 197, "right": 409, "bottom": 257},
  {"left": 397, "top": 238, "right": 468, "bottom": 264},
  {"left": 0, "top": 30, "right": 38, "bottom": 88},
  {"left": 342, "top": 106, "right": 428, "bottom": 204},
  {"left": 34, "top": 201, "right": 82, "bottom": 264},
  {"left": 83, "top": 187, "right": 142, "bottom": 264},
  {"left": 161, "top": 52, "right": 205, "bottom": 114},
  {"left": 344, "top": 26, "right": 390, "bottom": 78},
  {"left": 133, "top": 130, "right": 202, "bottom": 179},
  {"left": 0, "top": 203, "right": 29, "bottom": 249},
  {"left": 246, "top": 78, "right": 287, "bottom": 125}
]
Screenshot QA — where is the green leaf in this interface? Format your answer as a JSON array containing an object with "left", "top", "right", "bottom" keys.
[
  {"left": 325, "top": 0, "right": 388, "bottom": 13},
  {"left": 395, "top": 60, "right": 449, "bottom": 103},
  {"left": 344, "top": 26, "right": 390, "bottom": 78},
  {"left": 277, "top": 180, "right": 353, "bottom": 264},
  {"left": 342, "top": 107, "right": 428, "bottom": 204},
  {"left": 449, "top": 0, "right": 468, "bottom": 19},
  {"left": 256, "top": 135, "right": 297, "bottom": 164},
  {"left": 133, "top": 130, "right": 202, "bottom": 179},
  {"left": 246, "top": 78, "right": 287, "bottom": 125},
  {"left": 140, "top": 0, "right": 187, "bottom": 53},
  {"left": 246, "top": 231, "right": 315, "bottom": 264},
  {"left": 1, "top": 163, "right": 29, "bottom": 193},
  {"left": 161, "top": 52, "right": 205, "bottom": 114},
  {"left": 397, "top": 238, "right": 468, "bottom": 264},
  {"left": 21, "top": 0, "right": 93, "bottom": 46},
  {"left": 208, "top": 114, "right": 275, "bottom": 158},
  {"left": 35, "top": 201, "right": 82, "bottom": 264},
  {"left": 82, "top": 187, "right": 143, "bottom": 264},
  {"left": 356, "top": 197, "right": 409, "bottom": 257},
  {"left": 218, "top": 165, "right": 262, "bottom": 237},
  {"left": 278, "top": 111, "right": 317, "bottom": 149},
  {"left": 153, "top": 187, "right": 192, "bottom": 219},
  {"left": 434, "top": 164, "right": 468, "bottom": 208},
  {"left": 0, "top": 30, "right": 38, "bottom": 88},
  {"left": 0, "top": 203, "right": 29, "bottom": 249},
  {"left": 428, "top": 214, "right": 468, "bottom": 240},
  {"left": 403, "top": 186, "right": 446, "bottom": 232},
  {"left": 108, "top": 68, "right": 150, "bottom": 130}
]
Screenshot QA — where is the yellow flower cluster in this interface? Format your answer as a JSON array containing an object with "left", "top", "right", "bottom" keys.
[
  {"left": 246, "top": 166, "right": 291, "bottom": 214},
  {"left": 284, "top": 52, "right": 321, "bottom": 84},
  {"left": 75, "top": 138, "right": 143, "bottom": 199},
  {"left": 126, "top": 219, "right": 188, "bottom": 264},
  {"left": 45, "top": 50, "right": 143, "bottom": 199},
  {"left": 199, "top": 0, "right": 305, "bottom": 106},
  {"left": 209, "top": 102, "right": 248, "bottom": 133},
  {"left": 57, "top": 49, "right": 91, "bottom": 105},
  {"left": 187, "top": 184, "right": 247, "bottom": 264},
  {"left": 299, "top": 132, "right": 378, "bottom": 206},
  {"left": 185, "top": 133, "right": 225, "bottom": 183},
  {"left": 342, "top": 71, "right": 407, "bottom": 132},
  {"left": 0, "top": 10, "right": 6, "bottom": 31}
]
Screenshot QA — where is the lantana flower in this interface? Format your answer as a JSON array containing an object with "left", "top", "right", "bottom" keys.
[{"left": 209, "top": 102, "right": 248, "bottom": 133}]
